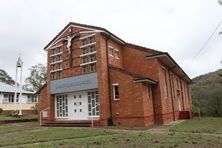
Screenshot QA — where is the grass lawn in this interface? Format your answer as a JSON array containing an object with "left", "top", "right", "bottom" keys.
[
  {"left": 27, "top": 132, "right": 222, "bottom": 148},
  {"left": 0, "top": 117, "right": 221, "bottom": 147},
  {"left": 170, "top": 117, "right": 222, "bottom": 134},
  {"left": 0, "top": 122, "right": 40, "bottom": 134},
  {"left": 0, "top": 114, "right": 37, "bottom": 121}
]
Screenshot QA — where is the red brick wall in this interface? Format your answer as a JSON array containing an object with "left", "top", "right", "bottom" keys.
[
  {"left": 96, "top": 34, "right": 111, "bottom": 125},
  {"left": 37, "top": 85, "right": 47, "bottom": 114},
  {"left": 40, "top": 24, "right": 192, "bottom": 126},
  {"left": 109, "top": 68, "right": 154, "bottom": 126},
  {"left": 107, "top": 39, "right": 124, "bottom": 69}
]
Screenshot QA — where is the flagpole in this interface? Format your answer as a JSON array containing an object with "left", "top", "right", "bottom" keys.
[
  {"left": 19, "top": 59, "right": 23, "bottom": 115},
  {"left": 14, "top": 66, "right": 18, "bottom": 112}
]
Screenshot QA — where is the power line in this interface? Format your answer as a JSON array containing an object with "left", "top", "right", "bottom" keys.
[{"left": 189, "top": 19, "right": 222, "bottom": 63}]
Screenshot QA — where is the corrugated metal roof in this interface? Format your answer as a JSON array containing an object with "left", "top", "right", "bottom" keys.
[{"left": 0, "top": 81, "right": 34, "bottom": 94}]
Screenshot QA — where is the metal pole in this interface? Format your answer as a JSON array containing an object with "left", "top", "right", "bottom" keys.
[
  {"left": 19, "top": 61, "right": 23, "bottom": 115},
  {"left": 14, "top": 67, "right": 18, "bottom": 112}
]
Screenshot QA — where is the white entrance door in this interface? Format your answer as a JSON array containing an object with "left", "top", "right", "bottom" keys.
[{"left": 68, "top": 92, "right": 88, "bottom": 120}]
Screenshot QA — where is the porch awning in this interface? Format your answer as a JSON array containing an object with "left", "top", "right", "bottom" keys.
[{"left": 133, "top": 77, "right": 158, "bottom": 84}]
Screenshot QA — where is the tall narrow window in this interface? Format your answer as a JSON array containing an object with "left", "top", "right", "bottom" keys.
[
  {"left": 58, "top": 55, "right": 62, "bottom": 61},
  {"left": 51, "top": 72, "right": 56, "bottom": 80},
  {"left": 90, "top": 63, "right": 96, "bottom": 72},
  {"left": 58, "top": 47, "right": 62, "bottom": 53},
  {"left": 82, "top": 56, "right": 88, "bottom": 64},
  {"left": 162, "top": 68, "right": 168, "bottom": 98},
  {"left": 88, "top": 90, "right": 99, "bottom": 116},
  {"left": 89, "top": 36, "right": 95, "bottom": 43},
  {"left": 58, "top": 71, "right": 62, "bottom": 79},
  {"left": 90, "top": 54, "right": 96, "bottom": 62},
  {"left": 147, "top": 85, "right": 152, "bottom": 99},
  {"left": 112, "top": 83, "right": 120, "bottom": 100},
  {"left": 89, "top": 45, "right": 96, "bottom": 52},
  {"left": 82, "top": 48, "right": 87, "bottom": 54},
  {"left": 108, "top": 47, "right": 114, "bottom": 56},
  {"left": 52, "top": 57, "right": 56, "bottom": 63},
  {"left": 114, "top": 49, "right": 120, "bottom": 59},
  {"left": 52, "top": 65, "right": 55, "bottom": 70},
  {"left": 82, "top": 65, "right": 89, "bottom": 73},
  {"left": 81, "top": 39, "right": 88, "bottom": 46},
  {"left": 52, "top": 48, "right": 56, "bottom": 55},
  {"left": 58, "top": 63, "right": 62, "bottom": 69},
  {"left": 170, "top": 74, "right": 175, "bottom": 99}
]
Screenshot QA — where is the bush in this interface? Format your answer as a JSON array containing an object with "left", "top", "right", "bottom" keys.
[{"left": 0, "top": 108, "right": 3, "bottom": 114}]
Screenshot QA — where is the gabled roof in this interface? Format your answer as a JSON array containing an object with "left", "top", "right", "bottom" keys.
[
  {"left": 35, "top": 83, "right": 47, "bottom": 95},
  {"left": 44, "top": 22, "right": 125, "bottom": 50},
  {"left": 44, "top": 22, "right": 164, "bottom": 55},
  {"left": 0, "top": 81, "right": 34, "bottom": 94},
  {"left": 145, "top": 53, "right": 192, "bottom": 83}
]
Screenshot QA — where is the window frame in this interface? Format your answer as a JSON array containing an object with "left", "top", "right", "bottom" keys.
[
  {"left": 112, "top": 83, "right": 120, "bottom": 100},
  {"left": 114, "top": 49, "right": 120, "bottom": 59},
  {"left": 108, "top": 46, "right": 114, "bottom": 57}
]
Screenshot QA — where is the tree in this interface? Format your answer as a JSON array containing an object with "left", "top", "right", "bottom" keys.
[
  {"left": 191, "top": 69, "right": 222, "bottom": 117},
  {"left": 0, "top": 69, "right": 15, "bottom": 85},
  {"left": 23, "top": 64, "right": 47, "bottom": 92}
]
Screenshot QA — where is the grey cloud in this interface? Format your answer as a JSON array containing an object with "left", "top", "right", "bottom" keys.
[{"left": 0, "top": 0, "right": 222, "bottom": 82}]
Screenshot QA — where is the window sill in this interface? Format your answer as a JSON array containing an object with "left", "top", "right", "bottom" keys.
[{"left": 113, "top": 99, "right": 120, "bottom": 102}]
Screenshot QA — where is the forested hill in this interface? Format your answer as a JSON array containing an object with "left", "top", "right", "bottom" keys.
[{"left": 191, "top": 69, "right": 222, "bottom": 117}]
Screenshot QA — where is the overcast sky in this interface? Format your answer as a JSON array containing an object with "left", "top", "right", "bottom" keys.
[{"left": 0, "top": 0, "right": 222, "bottom": 83}]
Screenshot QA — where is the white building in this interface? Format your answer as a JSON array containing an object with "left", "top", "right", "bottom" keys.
[{"left": 0, "top": 81, "right": 37, "bottom": 114}]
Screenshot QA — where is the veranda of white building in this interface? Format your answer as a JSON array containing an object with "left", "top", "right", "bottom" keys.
[{"left": 0, "top": 81, "right": 37, "bottom": 112}]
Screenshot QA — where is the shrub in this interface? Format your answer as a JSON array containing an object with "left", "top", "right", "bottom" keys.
[{"left": 0, "top": 108, "right": 3, "bottom": 114}]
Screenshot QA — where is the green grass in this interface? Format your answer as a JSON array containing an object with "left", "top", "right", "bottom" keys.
[
  {"left": 20, "top": 132, "right": 222, "bottom": 148},
  {"left": 0, "top": 122, "right": 40, "bottom": 134},
  {"left": 0, "top": 114, "right": 37, "bottom": 121},
  {"left": 0, "top": 118, "right": 221, "bottom": 147},
  {"left": 170, "top": 117, "right": 222, "bottom": 134},
  {"left": 0, "top": 127, "right": 109, "bottom": 147}
]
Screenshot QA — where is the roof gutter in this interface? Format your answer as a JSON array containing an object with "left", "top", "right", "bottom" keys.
[{"left": 145, "top": 53, "right": 192, "bottom": 83}]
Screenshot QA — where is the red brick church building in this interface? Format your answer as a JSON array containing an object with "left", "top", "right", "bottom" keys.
[{"left": 38, "top": 22, "right": 192, "bottom": 127}]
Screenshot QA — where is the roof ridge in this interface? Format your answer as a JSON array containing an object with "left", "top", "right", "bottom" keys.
[{"left": 44, "top": 22, "right": 162, "bottom": 54}]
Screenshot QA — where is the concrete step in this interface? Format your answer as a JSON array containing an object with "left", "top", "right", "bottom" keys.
[{"left": 42, "top": 120, "right": 92, "bottom": 127}]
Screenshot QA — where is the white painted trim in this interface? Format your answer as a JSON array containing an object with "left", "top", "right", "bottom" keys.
[
  {"left": 100, "top": 30, "right": 125, "bottom": 44},
  {"left": 80, "top": 30, "right": 103, "bottom": 34},
  {"left": 80, "top": 33, "right": 96, "bottom": 40},
  {"left": 50, "top": 52, "right": 63, "bottom": 57},
  {"left": 108, "top": 45, "right": 114, "bottom": 49},
  {"left": 80, "top": 51, "right": 96, "bottom": 57},
  {"left": 80, "top": 61, "right": 97, "bottom": 66},
  {"left": 80, "top": 42, "right": 96, "bottom": 48},
  {"left": 50, "top": 68, "right": 63, "bottom": 73},
  {"left": 50, "top": 60, "right": 63, "bottom": 65},
  {"left": 112, "top": 83, "right": 119, "bottom": 86},
  {"left": 45, "top": 25, "right": 101, "bottom": 51}
]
